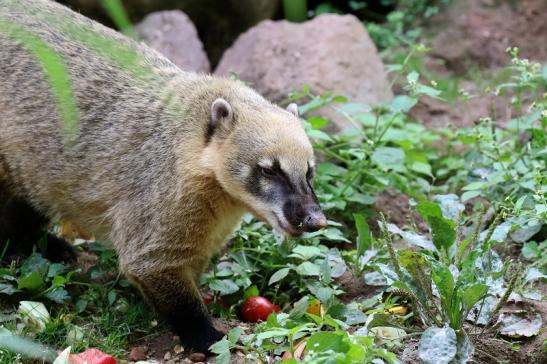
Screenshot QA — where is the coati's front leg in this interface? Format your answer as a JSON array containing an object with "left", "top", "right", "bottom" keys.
[{"left": 123, "top": 262, "right": 223, "bottom": 353}]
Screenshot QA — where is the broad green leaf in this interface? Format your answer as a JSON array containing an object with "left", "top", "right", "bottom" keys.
[
  {"left": 417, "top": 201, "right": 456, "bottom": 252},
  {"left": 418, "top": 327, "right": 457, "bottom": 364},
  {"left": 269, "top": 268, "right": 290, "bottom": 285},
  {"left": 18, "top": 272, "right": 44, "bottom": 291},
  {"left": 21, "top": 254, "right": 48, "bottom": 276},
  {"left": 290, "top": 245, "right": 322, "bottom": 260},
  {"left": 45, "top": 288, "right": 69, "bottom": 304},
  {"left": 227, "top": 327, "right": 242, "bottom": 345},
  {"left": 354, "top": 213, "right": 371, "bottom": 256},
  {"left": 47, "top": 264, "right": 67, "bottom": 278},
  {"left": 307, "top": 116, "right": 329, "bottom": 129},
  {"left": 416, "top": 201, "right": 443, "bottom": 219},
  {"left": 431, "top": 264, "right": 454, "bottom": 305},
  {"left": 462, "top": 181, "right": 487, "bottom": 191},
  {"left": 209, "top": 279, "right": 239, "bottom": 295},
  {"left": 407, "top": 71, "right": 419, "bottom": 84},
  {"left": 306, "top": 332, "right": 349, "bottom": 353},
  {"left": 410, "top": 161, "right": 432, "bottom": 176},
  {"left": 209, "top": 337, "right": 230, "bottom": 354},
  {"left": 295, "top": 262, "right": 320, "bottom": 276},
  {"left": 459, "top": 283, "right": 488, "bottom": 310},
  {"left": 461, "top": 190, "right": 481, "bottom": 202},
  {"left": 521, "top": 242, "right": 539, "bottom": 259},
  {"left": 416, "top": 84, "right": 442, "bottom": 98},
  {"left": 371, "top": 147, "right": 405, "bottom": 169},
  {"left": 390, "top": 95, "right": 417, "bottom": 113}
]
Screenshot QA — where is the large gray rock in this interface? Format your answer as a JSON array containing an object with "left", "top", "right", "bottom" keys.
[
  {"left": 215, "top": 14, "right": 392, "bottom": 131},
  {"left": 58, "top": 0, "right": 280, "bottom": 65},
  {"left": 136, "top": 10, "right": 209, "bottom": 72}
]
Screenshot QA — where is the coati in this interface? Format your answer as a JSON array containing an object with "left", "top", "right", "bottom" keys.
[{"left": 0, "top": 0, "right": 327, "bottom": 352}]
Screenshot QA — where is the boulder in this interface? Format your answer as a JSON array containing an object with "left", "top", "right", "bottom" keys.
[
  {"left": 215, "top": 14, "right": 392, "bottom": 131},
  {"left": 136, "top": 10, "right": 209, "bottom": 72},
  {"left": 427, "top": 0, "right": 547, "bottom": 73},
  {"left": 59, "top": 0, "right": 280, "bottom": 65}
]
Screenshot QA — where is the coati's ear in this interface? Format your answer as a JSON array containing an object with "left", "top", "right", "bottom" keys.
[
  {"left": 286, "top": 103, "right": 299, "bottom": 117},
  {"left": 208, "top": 98, "right": 234, "bottom": 140}
]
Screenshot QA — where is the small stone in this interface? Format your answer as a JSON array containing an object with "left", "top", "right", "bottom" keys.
[
  {"left": 173, "top": 344, "right": 184, "bottom": 354},
  {"left": 128, "top": 346, "right": 148, "bottom": 361},
  {"left": 172, "top": 335, "right": 181, "bottom": 344},
  {"left": 164, "top": 351, "right": 172, "bottom": 360},
  {"left": 189, "top": 352, "right": 207, "bottom": 362}
]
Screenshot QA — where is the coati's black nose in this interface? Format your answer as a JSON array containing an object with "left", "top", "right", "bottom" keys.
[{"left": 301, "top": 206, "right": 328, "bottom": 232}]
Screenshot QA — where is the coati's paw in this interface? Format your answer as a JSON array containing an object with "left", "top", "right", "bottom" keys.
[
  {"left": 46, "top": 234, "right": 78, "bottom": 262},
  {"left": 178, "top": 325, "right": 224, "bottom": 353}
]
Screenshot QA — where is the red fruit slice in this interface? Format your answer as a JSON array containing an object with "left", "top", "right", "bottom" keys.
[{"left": 72, "top": 348, "right": 117, "bottom": 364}]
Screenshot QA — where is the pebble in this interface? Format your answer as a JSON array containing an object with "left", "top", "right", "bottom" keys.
[
  {"left": 128, "top": 345, "right": 148, "bottom": 362},
  {"left": 189, "top": 352, "right": 206, "bottom": 362},
  {"left": 164, "top": 351, "right": 172, "bottom": 360}
]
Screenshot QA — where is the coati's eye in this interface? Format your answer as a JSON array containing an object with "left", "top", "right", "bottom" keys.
[{"left": 260, "top": 166, "right": 276, "bottom": 178}]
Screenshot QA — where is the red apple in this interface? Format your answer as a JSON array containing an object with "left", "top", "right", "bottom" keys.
[{"left": 241, "top": 296, "right": 281, "bottom": 322}]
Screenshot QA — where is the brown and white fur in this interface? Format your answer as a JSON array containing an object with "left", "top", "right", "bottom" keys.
[{"left": 0, "top": 0, "right": 326, "bottom": 351}]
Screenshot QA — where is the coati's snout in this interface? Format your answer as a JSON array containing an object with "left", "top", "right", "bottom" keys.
[
  {"left": 205, "top": 96, "right": 328, "bottom": 237},
  {"left": 282, "top": 195, "right": 327, "bottom": 236},
  {"left": 256, "top": 158, "right": 327, "bottom": 237}
]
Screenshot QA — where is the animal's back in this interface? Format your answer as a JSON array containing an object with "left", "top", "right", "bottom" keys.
[{"left": 0, "top": 0, "right": 203, "bottom": 232}]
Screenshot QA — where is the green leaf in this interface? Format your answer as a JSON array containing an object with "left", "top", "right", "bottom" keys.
[
  {"left": 416, "top": 84, "right": 442, "bottom": 98},
  {"left": 47, "top": 263, "right": 67, "bottom": 278},
  {"left": 353, "top": 213, "right": 371, "bottom": 256},
  {"left": 407, "top": 71, "right": 419, "bottom": 83},
  {"left": 243, "top": 285, "right": 259, "bottom": 299},
  {"left": 209, "top": 279, "right": 240, "bottom": 295},
  {"left": 371, "top": 147, "right": 405, "bottom": 169},
  {"left": 307, "top": 116, "right": 329, "bottom": 129},
  {"left": 521, "top": 242, "right": 539, "bottom": 260},
  {"left": 462, "top": 181, "right": 487, "bottom": 191},
  {"left": 21, "top": 254, "right": 48, "bottom": 276},
  {"left": 295, "top": 262, "right": 320, "bottom": 276},
  {"left": 390, "top": 95, "right": 417, "bottom": 113},
  {"left": 290, "top": 245, "right": 322, "bottom": 260},
  {"left": 107, "top": 290, "right": 117, "bottom": 305},
  {"left": 431, "top": 264, "right": 454, "bottom": 305},
  {"left": 461, "top": 190, "right": 481, "bottom": 202},
  {"left": 410, "top": 161, "right": 432, "bottom": 176},
  {"left": 17, "top": 272, "right": 44, "bottom": 291},
  {"left": 45, "top": 288, "right": 69, "bottom": 303},
  {"left": 307, "top": 129, "right": 333, "bottom": 142},
  {"left": 417, "top": 201, "right": 456, "bottom": 252},
  {"left": 209, "top": 337, "right": 230, "bottom": 355},
  {"left": 227, "top": 327, "right": 242, "bottom": 345},
  {"left": 459, "top": 283, "right": 488, "bottom": 310},
  {"left": 268, "top": 268, "right": 291, "bottom": 285},
  {"left": 306, "top": 332, "right": 349, "bottom": 353},
  {"left": 418, "top": 327, "right": 457, "bottom": 364},
  {"left": 51, "top": 275, "right": 66, "bottom": 288},
  {"left": 416, "top": 201, "right": 443, "bottom": 218}
]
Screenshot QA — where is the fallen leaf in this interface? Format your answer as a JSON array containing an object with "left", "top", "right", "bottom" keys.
[{"left": 498, "top": 311, "right": 542, "bottom": 338}]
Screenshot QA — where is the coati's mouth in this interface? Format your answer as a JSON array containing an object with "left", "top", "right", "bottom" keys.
[{"left": 274, "top": 215, "right": 304, "bottom": 237}]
